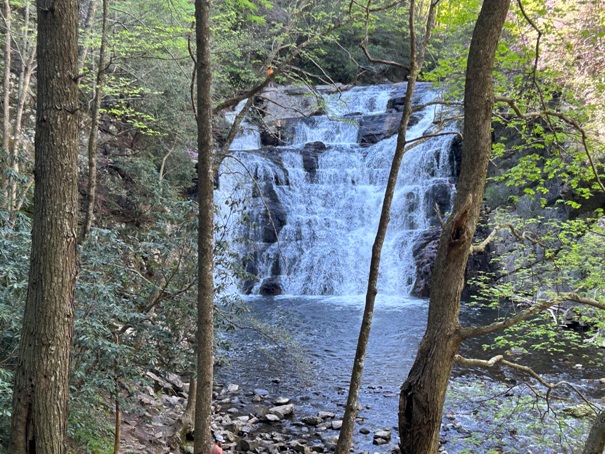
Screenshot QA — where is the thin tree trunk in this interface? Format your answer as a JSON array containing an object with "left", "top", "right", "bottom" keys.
[
  {"left": 113, "top": 397, "right": 121, "bottom": 454},
  {"left": 334, "top": 2, "right": 437, "bottom": 453},
  {"left": 194, "top": 0, "right": 214, "bottom": 452},
  {"left": 78, "top": 0, "right": 99, "bottom": 72},
  {"left": 81, "top": 0, "right": 109, "bottom": 241},
  {"left": 8, "top": 0, "right": 80, "bottom": 452},
  {"left": 398, "top": 1, "right": 511, "bottom": 452},
  {"left": 2, "top": 0, "right": 12, "bottom": 203},
  {"left": 8, "top": 37, "right": 36, "bottom": 220},
  {"left": 6, "top": 0, "right": 35, "bottom": 218}
]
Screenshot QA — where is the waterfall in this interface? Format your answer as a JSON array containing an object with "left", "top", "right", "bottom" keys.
[{"left": 216, "top": 82, "right": 458, "bottom": 297}]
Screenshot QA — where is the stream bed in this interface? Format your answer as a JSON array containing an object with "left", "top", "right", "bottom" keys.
[{"left": 216, "top": 295, "right": 603, "bottom": 453}]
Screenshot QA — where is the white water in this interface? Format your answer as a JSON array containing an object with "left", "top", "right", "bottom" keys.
[{"left": 217, "top": 82, "right": 457, "bottom": 296}]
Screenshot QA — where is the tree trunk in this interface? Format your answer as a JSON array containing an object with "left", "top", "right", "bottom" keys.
[
  {"left": 168, "top": 376, "right": 197, "bottom": 450},
  {"left": 8, "top": 0, "right": 80, "bottom": 453},
  {"left": 81, "top": 0, "right": 109, "bottom": 241},
  {"left": 78, "top": 0, "right": 99, "bottom": 72},
  {"left": 398, "top": 1, "right": 511, "bottom": 452},
  {"left": 8, "top": 0, "right": 34, "bottom": 217},
  {"left": 334, "top": 3, "right": 437, "bottom": 453},
  {"left": 583, "top": 410, "right": 605, "bottom": 454},
  {"left": 2, "top": 0, "right": 12, "bottom": 203},
  {"left": 194, "top": 0, "right": 214, "bottom": 453}
]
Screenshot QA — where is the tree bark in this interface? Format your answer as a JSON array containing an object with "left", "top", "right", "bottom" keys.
[
  {"left": 398, "top": 1, "right": 511, "bottom": 452},
  {"left": 8, "top": 0, "right": 80, "bottom": 453},
  {"left": 583, "top": 410, "right": 605, "bottom": 454},
  {"left": 194, "top": 0, "right": 214, "bottom": 453}
]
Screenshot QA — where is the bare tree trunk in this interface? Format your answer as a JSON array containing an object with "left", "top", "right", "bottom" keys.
[
  {"left": 113, "top": 398, "right": 121, "bottom": 454},
  {"left": 398, "top": 1, "right": 511, "bottom": 452},
  {"left": 8, "top": 40, "right": 36, "bottom": 220},
  {"left": 2, "top": 0, "right": 12, "bottom": 203},
  {"left": 583, "top": 410, "right": 605, "bottom": 454},
  {"left": 81, "top": 0, "right": 109, "bottom": 241},
  {"left": 194, "top": 0, "right": 214, "bottom": 452},
  {"left": 8, "top": 0, "right": 80, "bottom": 452},
  {"left": 78, "top": 0, "right": 99, "bottom": 72},
  {"left": 334, "top": 2, "right": 437, "bottom": 453}
]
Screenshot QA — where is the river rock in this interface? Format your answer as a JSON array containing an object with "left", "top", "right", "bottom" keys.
[
  {"left": 273, "top": 396, "right": 291, "bottom": 405},
  {"left": 318, "top": 411, "right": 335, "bottom": 419},
  {"left": 238, "top": 438, "right": 263, "bottom": 451},
  {"left": 289, "top": 440, "right": 312, "bottom": 453},
  {"left": 302, "top": 415, "right": 323, "bottom": 426},
  {"left": 359, "top": 427, "right": 370, "bottom": 434},
  {"left": 227, "top": 383, "right": 239, "bottom": 393},
  {"left": 320, "top": 434, "right": 339, "bottom": 450},
  {"left": 264, "top": 413, "right": 282, "bottom": 422},
  {"left": 331, "top": 420, "right": 343, "bottom": 430},
  {"left": 269, "top": 404, "right": 294, "bottom": 419},
  {"left": 373, "top": 429, "right": 392, "bottom": 443}
]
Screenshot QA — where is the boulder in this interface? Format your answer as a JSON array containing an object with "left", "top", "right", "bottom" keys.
[
  {"left": 358, "top": 112, "right": 420, "bottom": 146},
  {"left": 238, "top": 438, "right": 263, "bottom": 451},
  {"left": 259, "top": 276, "right": 282, "bottom": 296}
]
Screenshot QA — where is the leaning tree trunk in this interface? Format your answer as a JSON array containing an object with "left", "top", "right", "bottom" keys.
[
  {"left": 582, "top": 410, "right": 605, "bottom": 454},
  {"left": 335, "top": 2, "right": 438, "bottom": 452},
  {"left": 8, "top": 1, "right": 80, "bottom": 453},
  {"left": 194, "top": 0, "right": 215, "bottom": 453},
  {"left": 398, "top": 1, "right": 511, "bottom": 452}
]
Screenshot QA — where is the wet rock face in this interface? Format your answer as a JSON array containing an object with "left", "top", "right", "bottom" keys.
[
  {"left": 302, "top": 141, "right": 327, "bottom": 179},
  {"left": 410, "top": 218, "right": 496, "bottom": 299},
  {"left": 358, "top": 112, "right": 420, "bottom": 146},
  {"left": 259, "top": 185, "right": 287, "bottom": 244},
  {"left": 259, "top": 276, "right": 282, "bottom": 296},
  {"left": 411, "top": 228, "right": 441, "bottom": 298}
]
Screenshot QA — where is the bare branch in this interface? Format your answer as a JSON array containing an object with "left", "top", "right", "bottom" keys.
[
  {"left": 470, "top": 222, "right": 547, "bottom": 254},
  {"left": 213, "top": 18, "right": 353, "bottom": 115},
  {"left": 565, "top": 293, "right": 605, "bottom": 311},
  {"left": 460, "top": 298, "right": 557, "bottom": 339},
  {"left": 455, "top": 353, "right": 599, "bottom": 411}
]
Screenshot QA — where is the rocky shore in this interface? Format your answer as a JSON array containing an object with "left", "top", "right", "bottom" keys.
[{"left": 121, "top": 373, "right": 397, "bottom": 454}]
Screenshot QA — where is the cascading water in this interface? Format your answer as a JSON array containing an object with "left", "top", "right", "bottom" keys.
[{"left": 216, "top": 82, "right": 458, "bottom": 297}]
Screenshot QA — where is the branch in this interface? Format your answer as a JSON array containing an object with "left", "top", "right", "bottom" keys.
[
  {"left": 455, "top": 353, "right": 599, "bottom": 410},
  {"left": 495, "top": 96, "right": 605, "bottom": 193},
  {"left": 359, "top": 0, "right": 410, "bottom": 72},
  {"left": 213, "top": 18, "right": 353, "bottom": 114},
  {"left": 564, "top": 293, "right": 605, "bottom": 311},
  {"left": 460, "top": 297, "right": 557, "bottom": 339},
  {"left": 470, "top": 222, "right": 547, "bottom": 254}
]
